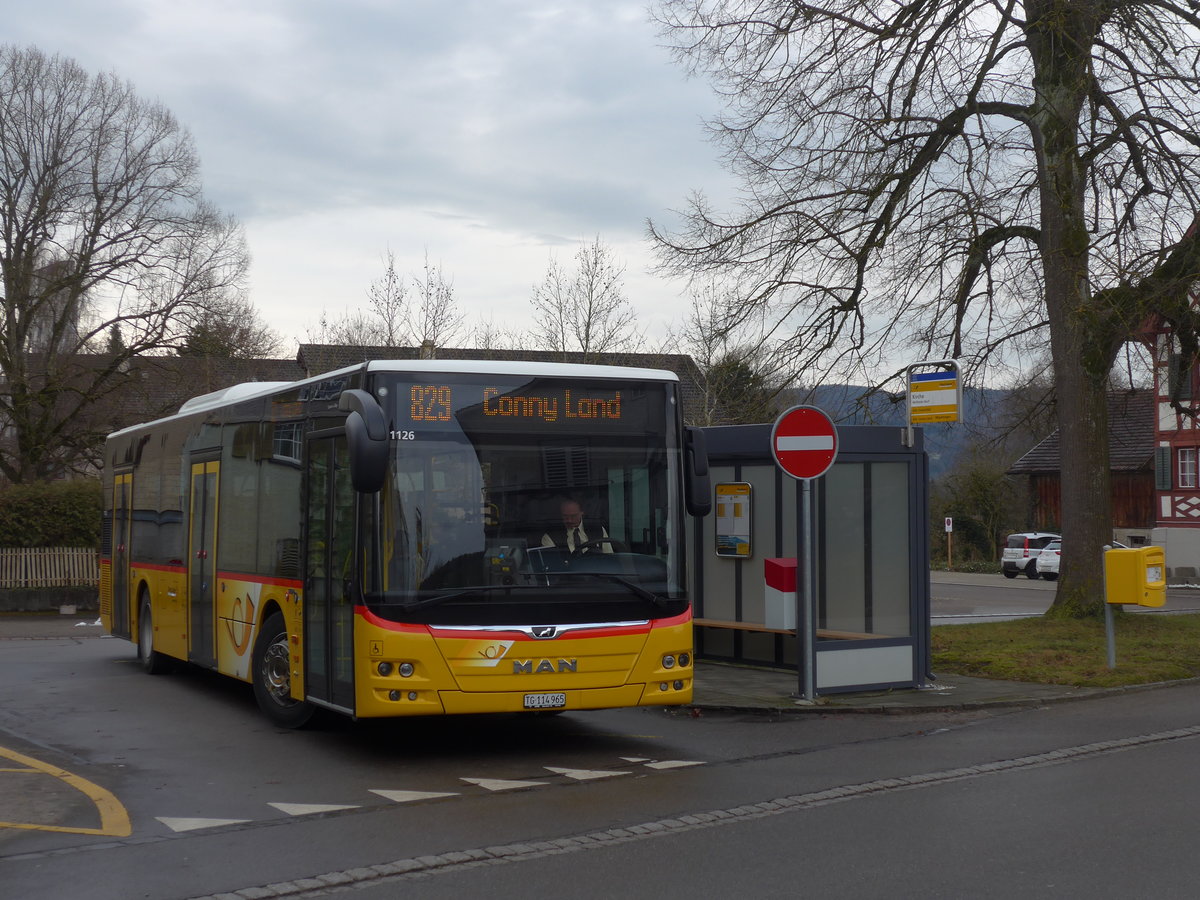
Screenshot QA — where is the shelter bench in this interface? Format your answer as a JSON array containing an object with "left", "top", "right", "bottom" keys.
[{"left": 692, "top": 617, "right": 876, "bottom": 641}]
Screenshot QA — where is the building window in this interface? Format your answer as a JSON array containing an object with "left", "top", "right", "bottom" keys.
[{"left": 1179, "top": 447, "right": 1197, "bottom": 489}]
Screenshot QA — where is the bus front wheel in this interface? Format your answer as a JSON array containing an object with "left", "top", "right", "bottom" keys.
[
  {"left": 138, "top": 592, "right": 170, "bottom": 675},
  {"left": 252, "top": 612, "right": 315, "bottom": 728}
]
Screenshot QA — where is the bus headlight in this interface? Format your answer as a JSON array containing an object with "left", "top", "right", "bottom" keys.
[
  {"left": 662, "top": 655, "right": 676, "bottom": 669},
  {"left": 398, "top": 662, "right": 415, "bottom": 677},
  {"left": 377, "top": 661, "right": 393, "bottom": 676}
]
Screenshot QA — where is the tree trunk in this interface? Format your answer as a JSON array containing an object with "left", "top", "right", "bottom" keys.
[
  {"left": 1048, "top": 325, "right": 1112, "bottom": 616},
  {"left": 1028, "top": 1, "right": 1111, "bottom": 616}
]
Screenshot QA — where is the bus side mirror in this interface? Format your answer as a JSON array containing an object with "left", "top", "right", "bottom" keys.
[
  {"left": 684, "top": 426, "right": 711, "bottom": 516},
  {"left": 339, "top": 389, "right": 389, "bottom": 493}
]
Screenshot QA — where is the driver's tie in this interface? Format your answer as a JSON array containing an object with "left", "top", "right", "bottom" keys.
[{"left": 572, "top": 528, "right": 581, "bottom": 551}]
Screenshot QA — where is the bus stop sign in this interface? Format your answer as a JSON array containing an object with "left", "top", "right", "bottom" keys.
[{"left": 770, "top": 405, "right": 838, "bottom": 480}]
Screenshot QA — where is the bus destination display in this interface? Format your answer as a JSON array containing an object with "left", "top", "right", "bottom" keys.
[{"left": 408, "top": 383, "right": 626, "bottom": 425}]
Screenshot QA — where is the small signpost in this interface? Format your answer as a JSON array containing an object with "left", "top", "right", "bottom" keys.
[
  {"left": 770, "top": 406, "right": 839, "bottom": 701},
  {"left": 945, "top": 516, "right": 953, "bottom": 568},
  {"left": 904, "top": 359, "right": 962, "bottom": 447}
]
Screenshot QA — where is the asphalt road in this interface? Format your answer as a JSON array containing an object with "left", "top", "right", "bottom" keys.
[{"left": 929, "top": 570, "right": 1200, "bottom": 623}]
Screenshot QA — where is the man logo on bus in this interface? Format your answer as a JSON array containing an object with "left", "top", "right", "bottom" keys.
[
  {"left": 513, "top": 659, "right": 578, "bottom": 674},
  {"left": 531, "top": 625, "right": 557, "bottom": 638}
]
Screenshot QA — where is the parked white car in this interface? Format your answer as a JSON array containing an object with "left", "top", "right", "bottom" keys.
[
  {"left": 1001, "top": 532, "right": 1061, "bottom": 579},
  {"left": 1034, "top": 540, "right": 1062, "bottom": 580},
  {"left": 1036, "top": 539, "right": 1128, "bottom": 581}
]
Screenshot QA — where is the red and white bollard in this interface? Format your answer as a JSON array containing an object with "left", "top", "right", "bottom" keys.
[{"left": 764, "top": 557, "right": 797, "bottom": 629}]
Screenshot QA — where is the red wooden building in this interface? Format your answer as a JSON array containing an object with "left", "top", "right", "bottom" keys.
[{"left": 1006, "top": 390, "right": 1156, "bottom": 546}]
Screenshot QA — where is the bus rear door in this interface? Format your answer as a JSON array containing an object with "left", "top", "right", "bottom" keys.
[
  {"left": 111, "top": 472, "right": 133, "bottom": 638},
  {"left": 188, "top": 459, "right": 219, "bottom": 668}
]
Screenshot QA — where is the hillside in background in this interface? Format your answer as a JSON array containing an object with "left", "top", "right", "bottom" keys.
[{"left": 785, "top": 385, "right": 1031, "bottom": 479}]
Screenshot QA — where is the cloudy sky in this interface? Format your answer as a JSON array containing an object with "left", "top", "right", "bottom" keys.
[{"left": 9, "top": 0, "right": 733, "bottom": 353}]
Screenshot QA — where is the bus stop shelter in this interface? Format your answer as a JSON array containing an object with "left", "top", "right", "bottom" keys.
[{"left": 691, "top": 423, "right": 931, "bottom": 694}]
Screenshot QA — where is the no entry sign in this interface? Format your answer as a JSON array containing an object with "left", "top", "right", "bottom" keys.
[{"left": 770, "top": 405, "right": 838, "bottom": 480}]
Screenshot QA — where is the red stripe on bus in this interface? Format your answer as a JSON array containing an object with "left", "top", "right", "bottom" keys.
[
  {"left": 215, "top": 571, "right": 304, "bottom": 589},
  {"left": 357, "top": 606, "right": 431, "bottom": 633},
  {"left": 129, "top": 562, "right": 187, "bottom": 574},
  {"left": 358, "top": 606, "right": 692, "bottom": 640}
]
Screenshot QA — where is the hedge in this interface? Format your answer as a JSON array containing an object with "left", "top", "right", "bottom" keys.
[{"left": 0, "top": 479, "right": 103, "bottom": 548}]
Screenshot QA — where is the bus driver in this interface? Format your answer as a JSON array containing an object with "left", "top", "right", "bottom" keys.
[{"left": 541, "top": 497, "right": 612, "bottom": 554}]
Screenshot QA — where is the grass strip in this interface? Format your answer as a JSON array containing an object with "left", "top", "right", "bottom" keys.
[{"left": 932, "top": 613, "right": 1200, "bottom": 687}]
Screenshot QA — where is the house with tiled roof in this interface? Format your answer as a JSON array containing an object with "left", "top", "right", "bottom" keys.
[
  {"left": 1006, "top": 390, "right": 1155, "bottom": 545},
  {"left": 1145, "top": 319, "right": 1200, "bottom": 574},
  {"left": 0, "top": 353, "right": 306, "bottom": 482},
  {"left": 2, "top": 343, "right": 731, "bottom": 483}
]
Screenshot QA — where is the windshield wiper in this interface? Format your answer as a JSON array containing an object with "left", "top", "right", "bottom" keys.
[
  {"left": 392, "top": 576, "right": 669, "bottom": 613},
  {"left": 572, "top": 573, "right": 670, "bottom": 610},
  {"left": 397, "top": 584, "right": 539, "bottom": 612}
]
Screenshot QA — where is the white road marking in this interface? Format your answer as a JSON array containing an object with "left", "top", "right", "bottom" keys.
[
  {"left": 268, "top": 802, "right": 360, "bottom": 816},
  {"left": 157, "top": 817, "right": 250, "bottom": 833},
  {"left": 460, "top": 777, "right": 547, "bottom": 791},
  {"left": 544, "top": 766, "right": 629, "bottom": 780},
  {"left": 370, "top": 789, "right": 459, "bottom": 803},
  {"left": 157, "top": 757, "right": 706, "bottom": 829}
]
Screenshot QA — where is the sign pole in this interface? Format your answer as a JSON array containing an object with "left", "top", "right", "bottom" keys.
[
  {"left": 770, "top": 405, "right": 839, "bottom": 704},
  {"left": 1102, "top": 545, "right": 1117, "bottom": 669},
  {"left": 800, "top": 479, "right": 816, "bottom": 701}
]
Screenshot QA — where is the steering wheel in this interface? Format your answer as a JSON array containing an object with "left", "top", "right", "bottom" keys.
[{"left": 572, "top": 537, "right": 624, "bottom": 556}]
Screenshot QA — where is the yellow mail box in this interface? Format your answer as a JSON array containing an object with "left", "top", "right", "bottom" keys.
[{"left": 1104, "top": 546, "right": 1166, "bottom": 608}]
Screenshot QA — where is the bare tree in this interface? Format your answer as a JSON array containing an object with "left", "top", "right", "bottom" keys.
[
  {"left": 305, "top": 307, "right": 383, "bottom": 347},
  {"left": 0, "top": 45, "right": 250, "bottom": 482},
  {"left": 651, "top": 1, "right": 1200, "bottom": 616},
  {"left": 367, "top": 249, "right": 410, "bottom": 346},
  {"left": 469, "top": 316, "right": 521, "bottom": 351},
  {"left": 177, "top": 292, "right": 282, "bottom": 359},
  {"left": 408, "top": 251, "right": 463, "bottom": 353},
  {"left": 307, "top": 250, "right": 462, "bottom": 354},
  {"left": 530, "top": 237, "right": 641, "bottom": 360},
  {"left": 675, "top": 278, "right": 788, "bottom": 424},
  {"left": 307, "top": 250, "right": 410, "bottom": 348}
]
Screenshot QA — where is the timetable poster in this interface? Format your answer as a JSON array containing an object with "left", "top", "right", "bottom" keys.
[{"left": 715, "top": 482, "right": 752, "bottom": 558}]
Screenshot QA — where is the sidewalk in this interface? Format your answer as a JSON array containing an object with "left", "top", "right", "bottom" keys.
[
  {"left": 691, "top": 660, "right": 1120, "bottom": 713},
  {"left": 0, "top": 612, "right": 1148, "bottom": 714}
]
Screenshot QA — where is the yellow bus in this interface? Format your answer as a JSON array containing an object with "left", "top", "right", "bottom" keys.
[{"left": 100, "top": 360, "right": 711, "bottom": 726}]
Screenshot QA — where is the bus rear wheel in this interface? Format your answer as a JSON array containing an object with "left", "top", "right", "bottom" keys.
[
  {"left": 138, "top": 592, "right": 170, "bottom": 675},
  {"left": 252, "top": 612, "right": 314, "bottom": 728}
]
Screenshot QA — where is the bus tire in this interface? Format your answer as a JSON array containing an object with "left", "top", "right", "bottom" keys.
[
  {"left": 252, "top": 612, "right": 314, "bottom": 728},
  {"left": 138, "top": 591, "right": 170, "bottom": 675}
]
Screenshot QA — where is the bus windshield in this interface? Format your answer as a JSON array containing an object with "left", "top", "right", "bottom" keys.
[{"left": 364, "top": 372, "right": 686, "bottom": 625}]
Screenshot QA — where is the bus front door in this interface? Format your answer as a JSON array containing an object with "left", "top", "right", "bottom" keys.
[
  {"left": 188, "top": 460, "right": 219, "bottom": 668},
  {"left": 304, "top": 435, "right": 356, "bottom": 713}
]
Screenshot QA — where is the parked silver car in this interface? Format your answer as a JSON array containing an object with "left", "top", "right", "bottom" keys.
[{"left": 1001, "top": 532, "right": 1061, "bottom": 579}]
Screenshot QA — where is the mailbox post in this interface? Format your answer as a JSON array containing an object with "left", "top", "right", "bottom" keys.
[{"left": 1103, "top": 546, "right": 1167, "bottom": 668}]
